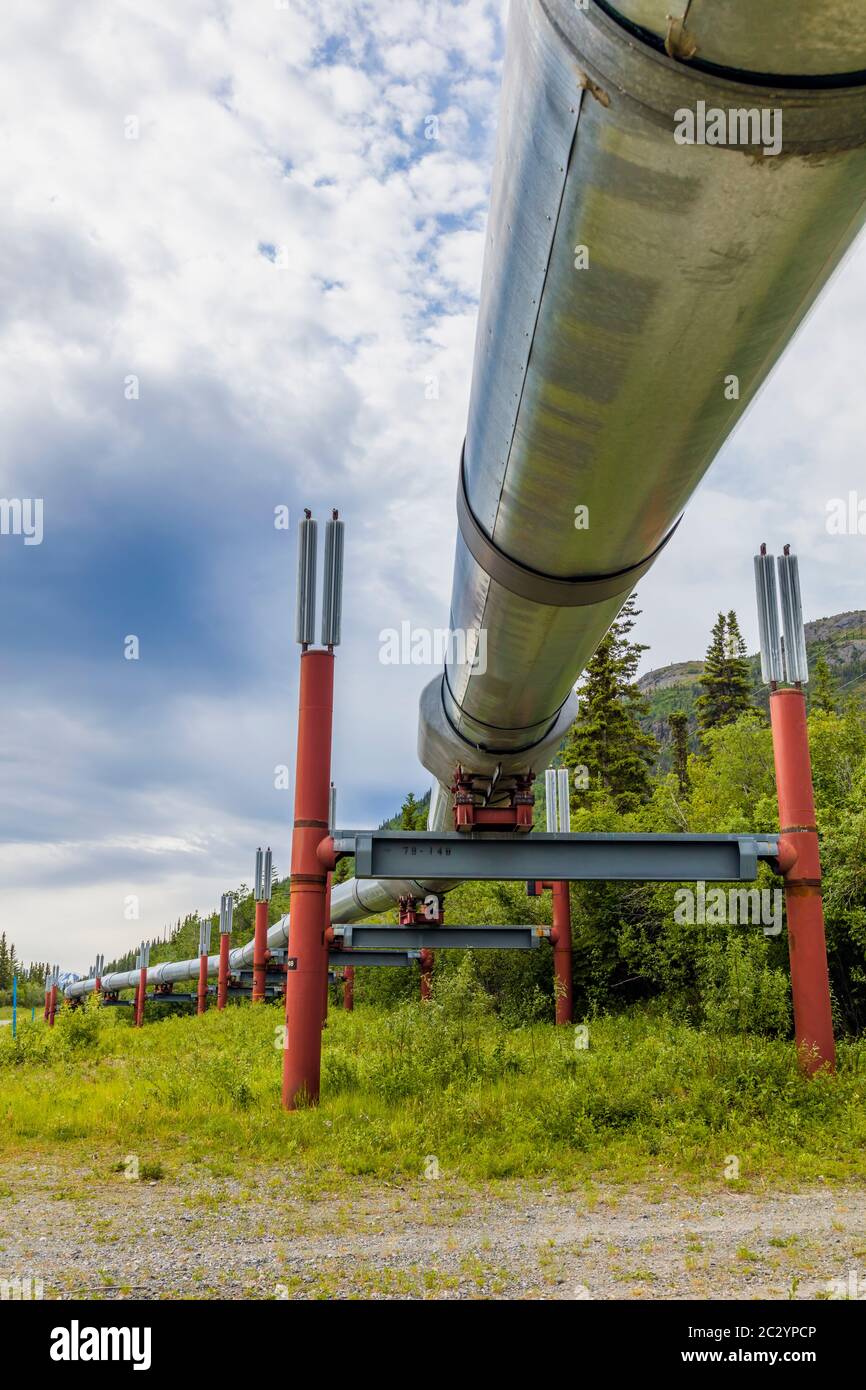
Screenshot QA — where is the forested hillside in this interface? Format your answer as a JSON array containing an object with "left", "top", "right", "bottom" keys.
[{"left": 640, "top": 611, "right": 866, "bottom": 765}]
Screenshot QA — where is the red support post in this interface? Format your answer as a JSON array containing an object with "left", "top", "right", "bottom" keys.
[
  {"left": 136, "top": 966, "right": 147, "bottom": 1027},
  {"left": 550, "top": 880, "right": 574, "bottom": 1026},
  {"left": 217, "top": 932, "right": 230, "bottom": 1010},
  {"left": 48, "top": 982, "right": 57, "bottom": 1027},
  {"left": 197, "top": 952, "right": 208, "bottom": 1016},
  {"left": 43, "top": 984, "right": 50, "bottom": 1022},
  {"left": 769, "top": 687, "right": 835, "bottom": 1074},
  {"left": 252, "top": 899, "right": 269, "bottom": 1002},
  {"left": 419, "top": 948, "right": 434, "bottom": 1001},
  {"left": 322, "top": 871, "right": 332, "bottom": 1029},
  {"left": 399, "top": 895, "right": 441, "bottom": 1002},
  {"left": 343, "top": 966, "right": 354, "bottom": 1011},
  {"left": 282, "top": 648, "right": 335, "bottom": 1110}
]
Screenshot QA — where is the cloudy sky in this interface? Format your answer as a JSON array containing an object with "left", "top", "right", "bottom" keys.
[{"left": 2, "top": 0, "right": 865, "bottom": 974}]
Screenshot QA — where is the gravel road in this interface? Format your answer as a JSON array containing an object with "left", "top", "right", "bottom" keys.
[{"left": 1, "top": 1159, "right": 863, "bottom": 1300}]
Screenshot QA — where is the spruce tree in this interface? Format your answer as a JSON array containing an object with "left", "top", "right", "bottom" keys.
[
  {"left": 562, "top": 593, "right": 658, "bottom": 813},
  {"left": 696, "top": 610, "right": 752, "bottom": 734},
  {"left": 669, "top": 710, "right": 690, "bottom": 794},
  {"left": 0, "top": 933, "right": 9, "bottom": 990},
  {"left": 399, "top": 792, "right": 425, "bottom": 829},
  {"left": 811, "top": 651, "right": 838, "bottom": 714}
]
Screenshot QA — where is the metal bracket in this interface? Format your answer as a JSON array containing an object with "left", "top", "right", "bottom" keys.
[
  {"left": 665, "top": 4, "right": 698, "bottom": 62},
  {"left": 452, "top": 764, "right": 535, "bottom": 832}
]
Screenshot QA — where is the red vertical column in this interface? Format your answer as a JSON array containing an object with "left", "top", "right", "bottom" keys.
[
  {"left": 197, "top": 951, "right": 208, "bottom": 1016},
  {"left": 136, "top": 965, "right": 147, "bottom": 1026},
  {"left": 419, "top": 949, "right": 434, "bottom": 1001},
  {"left": 217, "top": 932, "right": 230, "bottom": 1010},
  {"left": 48, "top": 978, "right": 58, "bottom": 1027},
  {"left": 321, "top": 871, "right": 332, "bottom": 1029},
  {"left": 551, "top": 881, "right": 574, "bottom": 1026},
  {"left": 252, "top": 900, "right": 269, "bottom": 1002},
  {"left": 769, "top": 688, "right": 835, "bottom": 1075},
  {"left": 343, "top": 966, "right": 354, "bottom": 1011},
  {"left": 282, "top": 649, "right": 334, "bottom": 1110}
]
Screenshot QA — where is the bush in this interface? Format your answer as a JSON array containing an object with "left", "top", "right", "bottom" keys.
[
  {"left": 53, "top": 994, "right": 103, "bottom": 1053},
  {"left": 698, "top": 934, "right": 792, "bottom": 1038}
]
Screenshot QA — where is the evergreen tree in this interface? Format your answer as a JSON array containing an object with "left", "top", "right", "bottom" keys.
[
  {"left": 812, "top": 651, "right": 838, "bottom": 714},
  {"left": 696, "top": 610, "right": 752, "bottom": 735},
  {"left": 562, "top": 593, "right": 658, "bottom": 813},
  {"left": 399, "top": 791, "right": 427, "bottom": 830},
  {"left": 0, "top": 933, "right": 9, "bottom": 990},
  {"left": 669, "top": 710, "right": 690, "bottom": 794}
]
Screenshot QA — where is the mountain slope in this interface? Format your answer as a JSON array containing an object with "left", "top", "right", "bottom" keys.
[{"left": 639, "top": 611, "right": 866, "bottom": 760}]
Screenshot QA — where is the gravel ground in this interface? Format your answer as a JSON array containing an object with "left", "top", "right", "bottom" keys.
[{"left": 0, "top": 1159, "right": 863, "bottom": 1300}]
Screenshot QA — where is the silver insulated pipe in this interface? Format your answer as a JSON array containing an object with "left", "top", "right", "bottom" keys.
[
  {"left": 419, "top": 0, "right": 866, "bottom": 794},
  {"left": 65, "top": 0, "right": 866, "bottom": 997},
  {"left": 377, "top": 0, "right": 866, "bottom": 915}
]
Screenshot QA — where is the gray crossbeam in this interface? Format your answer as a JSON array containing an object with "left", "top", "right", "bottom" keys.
[
  {"left": 328, "top": 951, "right": 417, "bottom": 968},
  {"left": 333, "top": 831, "right": 781, "bottom": 883},
  {"left": 333, "top": 925, "right": 546, "bottom": 950}
]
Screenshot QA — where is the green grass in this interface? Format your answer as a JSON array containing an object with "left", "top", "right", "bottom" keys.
[
  {"left": 1, "top": 992, "right": 865, "bottom": 1188},
  {"left": 0, "top": 1002, "right": 42, "bottom": 1021}
]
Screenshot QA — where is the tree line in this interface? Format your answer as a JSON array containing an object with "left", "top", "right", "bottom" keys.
[{"left": 0, "top": 934, "right": 49, "bottom": 989}]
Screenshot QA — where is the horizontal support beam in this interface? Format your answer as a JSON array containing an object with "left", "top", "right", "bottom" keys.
[
  {"left": 328, "top": 951, "right": 417, "bottom": 968},
  {"left": 334, "top": 925, "right": 546, "bottom": 951},
  {"left": 334, "top": 831, "right": 780, "bottom": 883},
  {"left": 226, "top": 984, "right": 283, "bottom": 997}
]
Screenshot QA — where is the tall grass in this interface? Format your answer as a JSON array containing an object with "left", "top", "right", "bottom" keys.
[{"left": 2, "top": 979, "right": 864, "bottom": 1187}]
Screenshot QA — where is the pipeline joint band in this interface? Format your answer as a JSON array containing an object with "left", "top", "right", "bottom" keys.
[
  {"left": 780, "top": 824, "right": 818, "bottom": 835},
  {"left": 294, "top": 819, "right": 330, "bottom": 829},
  {"left": 457, "top": 447, "right": 681, "bottom": 608},
  {"left": 785, "top": 881, "right": 823, "bottom": 894},
  {"left": 291, "top": 873, "right": 327, "bottom": 886}
]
